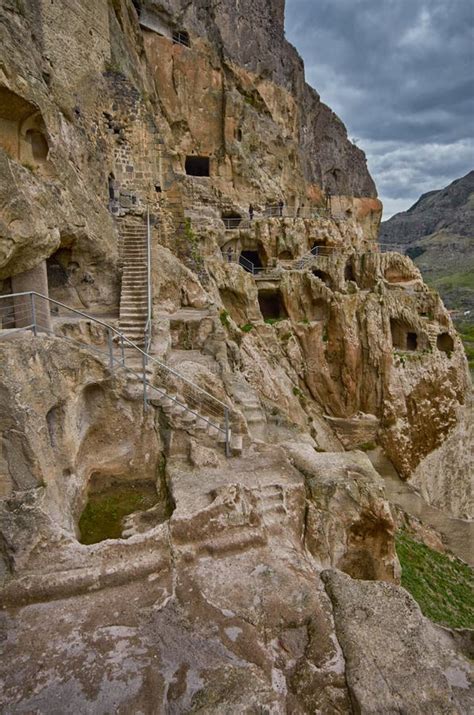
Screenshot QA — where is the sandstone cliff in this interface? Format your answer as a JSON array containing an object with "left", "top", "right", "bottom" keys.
[{"left": 0, "top": 1, "right": 472, "bottom": 712}]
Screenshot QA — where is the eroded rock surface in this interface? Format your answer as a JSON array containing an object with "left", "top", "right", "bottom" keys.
[{"left": 0, "top": 0, "right": 473, "bottom": 712}]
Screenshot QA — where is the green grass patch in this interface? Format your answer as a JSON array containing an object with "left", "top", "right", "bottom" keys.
[
  {"left": 79, "top": 481, "right": 158, "bottom": 545},
  {"left": 219, "top": 309, "right": 231, "bottom": 328},
  {"left": 264, "top": 317, "right": 283, "bottom": 326},
  {"left": 240, "top": 323, "right": 254, "bottom": 333},
  {"left": 358, "top": 441, "right": 377, "bottom": 452},
  {"left": 396, "top": 531, "right": 474, "bottom": 629},
  {"left": 431, "top": 271, "right": 474, "bottom": 291}
]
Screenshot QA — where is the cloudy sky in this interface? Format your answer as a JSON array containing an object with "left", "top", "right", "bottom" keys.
[{"left": 285, "top": 0, "right": 474, "bottom": 218}]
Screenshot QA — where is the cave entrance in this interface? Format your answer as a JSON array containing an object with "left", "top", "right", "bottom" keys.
[
  {"left": 390, "top": 319, "right": 418, "bottom": 351},
  {"left": 437, "top": 333, "right": 454, "bottom": 354},
  {"left": 311, "top": 240, "right": 328, "bottom": 256},
  {"left": 78, "top": 474, "right": 159, "bottom": 544},
  {"left": 258, "top": 289, "right": 287, "bottom": 321},
  {"left": 240, "top": 250, "right": 262, "bottom": 274},
  {"left": 185, "top": 155, "right": 210, "bottom": 176},
  {"left": 312, "top": 269, "right": 332, "bottom": 289},
  {"left": 345, "top": 260, "right": 355, "bottom": 282},
  {"left": 222, "top": 212, "right": 242, "bottom": 230}
]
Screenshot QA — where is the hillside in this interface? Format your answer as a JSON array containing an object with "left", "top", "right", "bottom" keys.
[{"left": 0, "top": 1, "right": 472, "bottom": 712}]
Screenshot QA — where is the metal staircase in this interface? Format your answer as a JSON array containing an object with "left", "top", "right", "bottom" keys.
[{"left": 0, "top": 292, "right": 234, "bottom": 456}]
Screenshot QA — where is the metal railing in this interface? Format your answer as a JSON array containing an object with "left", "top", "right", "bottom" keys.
[
  {"left": 263, "top": 205, "right": 332, "bottom": 220},
  {"left": 0, "top": 292, "right": 232, "bottom": 457},
  {"left": 145, "top": 207, "right": 153, "bottom": 352},
  {"left": 221, "top": 251, "right": 277, "bottom": 276},
  {"left": 221, "top": 242, "right": 409, "bottom": 276}
]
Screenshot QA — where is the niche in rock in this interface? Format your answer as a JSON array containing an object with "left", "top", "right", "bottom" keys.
[
  {"left": 185, "top": 155, "right": 209, "bottom": 176},
  {"left": 26, "top": 129, "right": 48, "bottom": 161},
  {"left": 278, "top": 250, "right": 293, "bottom": 261},
  {"left": 312, "top": 269, "right": 332, "bottom": 289},
  {"left": 437, "top": 332, "right": 454, "bottom": 355},
  {"left": 345, "top": 260, "right": 356, "bottom": 283},
  {"left": 258, "top": 289, "right": 288, "bottom": 321},
  {"left": 309, "top": 298, "right": 329, "bottom": 322},
  {"left": 384, "top": 266, "right": 414, "bottom": 284},
  {"left": 78, "top": 472, "right": 159, "bottom": 544},
  {"left": 240, "top": 250, "right": 263, "bottom": 273},
  {"left": 0, "top": 87, "right": 49, "bottom": 168},
  {"left": 391, "top": 319, "right": 418, "bottom": 351}
]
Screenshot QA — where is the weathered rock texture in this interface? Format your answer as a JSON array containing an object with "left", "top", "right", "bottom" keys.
[{"left": 0, "top": 1, "right": 473, "bottom": 712}]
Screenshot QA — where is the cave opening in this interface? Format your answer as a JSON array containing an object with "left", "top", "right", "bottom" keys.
[
  {"left": 345, "top": 260, "right": 355, "bottom": 282},
  {"left": 185, "top": 155, "right": 210, "bottom": 177},
  {"left": 437, "top": 333, "right": 454, "bottom": 354},
  {"left": 311, "top": 240, "right": 327, "bottom": 256},
  {"left": 258, "top": 289, "right": 288, "bottom": 321},
  {"left": 391, "top": 319, "right": 418, "bottom": 351},
  {"left": 240, "top": 250, "right": 262, "bottom": 273},
  {"left": 312, "top": 269, "right": 332, "bottom": 288},
  {"left": 173, "top": 30, "right": 190, "bottom": 48},
  {"left": 222, "top": 212, "right": 242, "bottom": 229}
]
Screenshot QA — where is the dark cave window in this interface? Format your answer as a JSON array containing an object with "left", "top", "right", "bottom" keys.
[
  {"left": 240, "top": 250, "right": 262, "bottom": 273},
  {"left": 173, "top": 30, "right": 190, "bottom": 48},
  {"left": 258, "top": 290, "right": 288, "bottom": 321},
  {"left": 345, "top": 260, "right": 355, "bottom": 282},
  {"left": 222, "top": 212, "right": 242, "bottom": 229},
  {"left": 437, "top": 333, "right": 454, "bottom": 354},
  {"left": 311, "top": 241, "right": 328, "bottom": 256},
  {"left": 185, "top": 155, "right": 210, "bottom": 177},
  {"left": 312, "top": 269, "right": 332, "bottom": 289},
  {"left": 391, "top": 319, "right": 418, "bottom": 352}
]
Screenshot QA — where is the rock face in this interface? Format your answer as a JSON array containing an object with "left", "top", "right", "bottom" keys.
[
  {"left": 0, "top": 363, "right": 472, "bottom": 711},
  {"left": 0, "top": 1, "right": 473, "bottom": 712}
]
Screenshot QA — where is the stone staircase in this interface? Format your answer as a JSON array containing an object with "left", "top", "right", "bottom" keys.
[{"left": 119, "top": 220, "right": 149, "bottom": 347}]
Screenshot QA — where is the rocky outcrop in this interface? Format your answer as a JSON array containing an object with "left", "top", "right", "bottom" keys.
[
  {"left": 0, "top": 350, "right": 472, "bottom": 711},
  {"left": 324, "top": 570, "right": 473, "bottom": 714},
  {"left": 0, "top": 1, "right": 472, "bottom": 711}
]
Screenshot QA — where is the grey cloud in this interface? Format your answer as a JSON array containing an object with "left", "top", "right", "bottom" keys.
[{"left": 285, "top": 0, "right": 474, "bottom": 216}]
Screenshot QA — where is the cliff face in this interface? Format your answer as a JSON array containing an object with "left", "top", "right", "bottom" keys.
[{"left": 0, "top": 1, "right": 473, "bottom": 712}]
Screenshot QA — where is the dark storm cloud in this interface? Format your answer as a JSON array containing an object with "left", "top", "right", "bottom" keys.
[{"left": 285, "top": 0, "right": 474, "bottom": 216}]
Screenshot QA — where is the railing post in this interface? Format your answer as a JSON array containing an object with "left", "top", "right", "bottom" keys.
[
  {"left": 224, "top": 407, "right": 230, "bottom": 458},
  {"left": 30, "top": 293, "right": 37, "bottom": 336},
  {"left": 120, "top": 334, "right": 125, "bottom": 366},
  {"left": 142, "top": 351, "right": 148, "bottom": 411},
  {"left": 107, "top": 328, "right": 114, "bottom": 371}
]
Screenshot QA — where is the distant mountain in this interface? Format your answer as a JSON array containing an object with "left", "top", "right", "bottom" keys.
[
  {"left": 380, "top": 171, "right": 474, "bottom": 373},
  {"left": 380, "top": 170, "right": 474, "bottom": 247}
]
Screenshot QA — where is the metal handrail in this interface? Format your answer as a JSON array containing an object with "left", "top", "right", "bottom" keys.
[
  {"left": 145, "top": 207, "right": 152, "bottom": 352},
  {"left": 222, "top": 241, "right": 408, "bottom": 277},
  {"left": 0, "top": 292, "right": 232, "bottom": 456}
]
